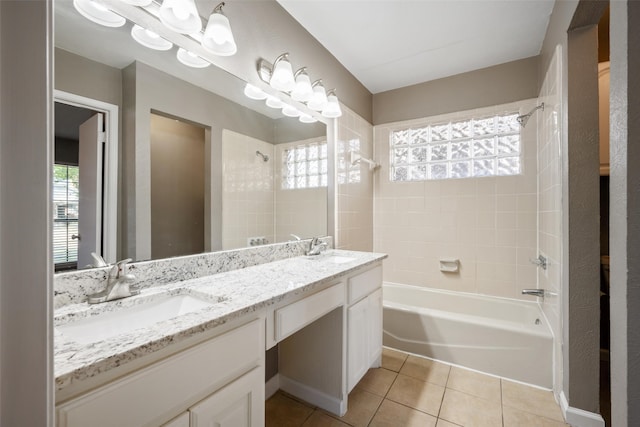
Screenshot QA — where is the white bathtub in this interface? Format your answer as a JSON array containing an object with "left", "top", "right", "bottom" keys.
[{"left": 383, "top": 282, "right": 553, "bottom": 388}]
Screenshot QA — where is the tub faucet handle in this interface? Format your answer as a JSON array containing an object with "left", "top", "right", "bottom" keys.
[{"left": 530, "top": 255, "right": 547, "bottom": 270}]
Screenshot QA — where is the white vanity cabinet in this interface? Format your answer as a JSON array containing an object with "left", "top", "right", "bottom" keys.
[
  {"left": 57, "top": 318, "right": 265, "bottom": 427},
  {"left": 346, "top": 265, "right": 383, "bottom": 392}
]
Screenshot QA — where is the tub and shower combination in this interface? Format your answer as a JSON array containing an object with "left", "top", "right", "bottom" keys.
[{"left": 383, "top": 282, "right": 553, "bottom": 388}]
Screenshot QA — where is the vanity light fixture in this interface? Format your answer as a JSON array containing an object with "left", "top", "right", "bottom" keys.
[
  {"left": 282, "top": 104, "right": 301, "bottom": 118},
  {"left": 159, "top": 0, "right": 202, "bottom": 34},
  {"left": 322, "top": 89, "right": 342, "bottom": 118},
  {"left": 269, "top": 54, "right": 296, "bottom": 92},
  {"left": 291, "top": 68, "right": 314, "bottom": 102},
  {"left": 243, "top": 83, "right": 268, "bottom": 100},
  {"left": 176, "top": 48, "right": 210, "bottom": 68},
  {"left": 265, "top": 95, "right": 284, "bottom": 109},
  {"left": 299, "top": 113, "right": 318, "bottom": 124},
  {"left": 202, "top": 2, "right": 237, "bottom": 56},
  {"left": 253, "top": 53, "right": 343, "bottom": 120},
  {"left": 307, "top": 80, "right": 328, "bottom": 111},
  {"left": 131, "top": 24, "right": 173, "bottom": 51},
  {"left": 73, "top": 0, "right": 125, "bottom": 27}
]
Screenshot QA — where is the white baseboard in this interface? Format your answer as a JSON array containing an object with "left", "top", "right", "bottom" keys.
[
  {"left": 265, "top": 374, "right": 280, "bottom": 400},
  {"left": 279, "top": 375, "right": 346, "bottom": 416},
  {"left": 560, "top": 391, "right": 605, "bottom": 427}
]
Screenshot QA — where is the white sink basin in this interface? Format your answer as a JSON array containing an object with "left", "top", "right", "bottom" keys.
[{"left": 57, "top": 294, "right": 217, "bottom": 345}]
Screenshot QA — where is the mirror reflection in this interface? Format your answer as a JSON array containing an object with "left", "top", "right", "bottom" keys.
[{"left": 54, "top": 0, "right": 328, "bottom": 271}]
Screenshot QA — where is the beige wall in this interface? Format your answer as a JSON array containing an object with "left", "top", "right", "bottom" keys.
[
  {"left": 373, "top": 57, "right": 539, "bottom": 125},
  {"left": 373, "top": 100, "right": 538, "bottom": 299},
  {"left": 335, "top": 106, "right": 374, "bottom": 251},
  {"left": 537, "top": 46, "right": 564, "bottom": 397},
  {"left": 610, "top": 1, "right": 640, "bottom": 425},
  {"left": 150, "top": 114, "right": 205, "bottom": 259},
  {"left": 0, "top": 1, "right": 53, "bottom": 425}
]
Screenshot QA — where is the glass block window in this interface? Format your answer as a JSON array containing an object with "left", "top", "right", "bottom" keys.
[
  {"left": 53, "top": 164, "right": 79, "bottom": 267},
  {"left": 282, "top": 141, "right": 328, "bottom": 189},
  {"left": 390, "top": 112, "right": 521, "bottom": 181},
  {"left": 337, "top": 138, "right": 361, "bottom": 185}
]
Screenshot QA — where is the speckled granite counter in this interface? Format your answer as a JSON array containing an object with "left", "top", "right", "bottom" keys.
[{"left": 54, "top": 250, "right": 386, "bottom": 393}]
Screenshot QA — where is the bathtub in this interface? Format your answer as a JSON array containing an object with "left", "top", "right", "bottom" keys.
[{"left": 383, "top": 282, "right": 553, "bottom": 388}]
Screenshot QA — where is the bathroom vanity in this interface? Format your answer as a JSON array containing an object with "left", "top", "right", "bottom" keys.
[{"left": 54, "top": 249, "right": 385, "bottom": 427}]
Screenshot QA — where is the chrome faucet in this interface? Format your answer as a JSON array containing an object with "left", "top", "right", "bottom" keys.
[
  {"left": 522, "top": 289, "right": 545, "bottom": 298},
  {"left": 87, "top": 259, "right": 139, "bottom": 304},
  {"left": 306, "top": 237, "right": 328, "bottom": 256}
]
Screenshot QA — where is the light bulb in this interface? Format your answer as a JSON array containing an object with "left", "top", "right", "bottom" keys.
[
  {"left": 291, "top": 68, "right": 313, "bottom": 102},
  {"left": 244, "top": 83, "right": 267, "bottom": 100},
  {"left": 159, "top": 0, "right": 202, "bottom": 34},
  {"left": 307, "top": 81, "right": 328, "bottom": 111},
  {"left": 202, "top": 12, "right": 237, "bottom": 56},
  {"left": 131, "top": 25, "right": 173, "bottom": 51},
  {"left": 73, "top": 0, "right": 125, "bottom": 27},
  {"left": 270, "top": 54, "right": 295, "bottom": 92},
  {"left": 322, "top": 91, "right": 342, "bottom": 118}
]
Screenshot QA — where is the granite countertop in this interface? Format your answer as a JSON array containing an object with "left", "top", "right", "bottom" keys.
[{"left": 54, "top": 250, "right": 386, "bottom": 393}]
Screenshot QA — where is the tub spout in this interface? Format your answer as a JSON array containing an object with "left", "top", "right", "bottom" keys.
[{"left": 522, "top": 289, "right": 545, "bottom": 298}]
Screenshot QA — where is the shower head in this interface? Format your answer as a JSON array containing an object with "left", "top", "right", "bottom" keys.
[
  {"left": 256, "top": 150, "right": 269, "bottom": 162},
  {"left": 516, "top": 103, "right": 545, "bottom": 128}
]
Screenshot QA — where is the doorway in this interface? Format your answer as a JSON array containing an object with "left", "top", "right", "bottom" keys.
[{"left": 54, "top": 91, "right": 119, "bottom": 270}]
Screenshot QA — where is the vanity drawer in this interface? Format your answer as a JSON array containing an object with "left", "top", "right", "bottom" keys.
[
  {"left": 275, "top": 282, "right": 345, "bottom": 342},
  {"left": 348, "top": 265, "right": 382, "bottom": 305},
  {"left": 57, "top": 319, "right": 263, "bottom": 427}
]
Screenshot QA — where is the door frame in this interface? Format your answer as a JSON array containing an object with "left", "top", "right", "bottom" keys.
[{"left": 54, "top": 90, "right": 119, "bottom": 264}]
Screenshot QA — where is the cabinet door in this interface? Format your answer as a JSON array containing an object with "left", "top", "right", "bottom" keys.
[
  {"left": 368, "top": 289, "right": 383, "bottom": 367},
  {"left": 190, "top": 367, "right": 264, "bottom": 427},
  {"left": 347, "top": 297, "right": 369, "bottom": 392}
]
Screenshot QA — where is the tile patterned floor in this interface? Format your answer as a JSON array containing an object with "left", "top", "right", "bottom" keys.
[{"left": 266, "top": 347, "right": 569, "bottom": 427}]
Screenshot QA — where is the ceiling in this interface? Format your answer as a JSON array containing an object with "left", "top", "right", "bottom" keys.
[{"left": 277, "top": 0, "right": 555, "bottom": 94}]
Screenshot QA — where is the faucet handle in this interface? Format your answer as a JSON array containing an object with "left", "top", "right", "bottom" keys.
[{"left": 109, "top": 258, "right": 133, "bottom": 278}]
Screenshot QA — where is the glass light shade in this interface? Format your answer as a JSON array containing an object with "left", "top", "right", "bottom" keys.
[
  {"left": 159, "top": 0, "right": 202, "bottom": 34},
  {"left": 307, "top": 83, "right": 328, "bottom": 111},
  {"left": 270, "top": 56, "right": 295, "bottom": 92},
  {"left": 299, "top": 114, "right": 318, "bottom": 124},
  {"left": 282, "top": 105, "right": 301, "bottom": 118},
  {"left": 322, "top": 93, "right": 342, "bottom": 118},
  {"left": 265, "top": 96, "right": 284, "bottom": 109},
  {"left": 243, "top": 83, "right": 267, "bottom": 100},
  {"left": 291, "top": 70, "right": 313, "bottom": 102},
  {"left": 176, "top": 48, "right": 210, "bottom": 68},
  {"left": 131, "top": 25, "right": 173, "bottom": 51},
  {"left": 202, "top": 13, "right": 237, "bottom": 56},
  {"left": 121, "top": 0, "right": 152, "bottom": 5},
  {"left": 73, "top": 0, "right": 125, "bottom": 27}
]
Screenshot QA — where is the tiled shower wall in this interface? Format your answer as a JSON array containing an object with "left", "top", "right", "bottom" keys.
[
  {"left": 222, "top": 129, "right": 275, "bottom": 250},
  {"left": 538, "top": 46, "right": 563, "bottom": 395},
  {"left": 373, "top": 100, "right": 539, "bottom": 300},
  {"left": 335, "top": 106, "right": 374, "bottom": 251}
]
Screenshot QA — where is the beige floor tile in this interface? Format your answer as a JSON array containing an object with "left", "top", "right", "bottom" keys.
[
  {"left": 327, "top": 386, "right": 383, "bottom": 427},
  {"left": 302, "top": 410, "right": 352, "bottom": 427},
  {"left": 266, "top": 391, "right": 314, "bottom": 427},
  {"left": 386, "top": 374, "right": 445, "bottom": 416},
  {"left": 382, "top": 347, "right": 408, "bottom": 372},
  {"left": 356, "top": 368, "right": 397, "bottom": 397},
  {"left": 446, "top": 366, "right": 501, "bottom": 402},
  {"left": 502, "top": 380, "right": 564, "bottom": 422},
  {"left": 439, "top": 388, "right": 502, "bottom": 427},
  {"left": 369, "top": 399, "right": 437, "bottom": 427},
  {"left": 435, "top": 419, "right": 461, "bottom": 427},
  {"left": 503, "top": 406, "right": 570, "bottom": 427},
  {"left": 399, "top": 355, "right": 451, "bottom": 386}
]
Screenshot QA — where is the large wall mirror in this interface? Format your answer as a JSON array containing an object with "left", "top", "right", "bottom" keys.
[{"left": 53, "top": 0, "right": 331, "bottom": 271}]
